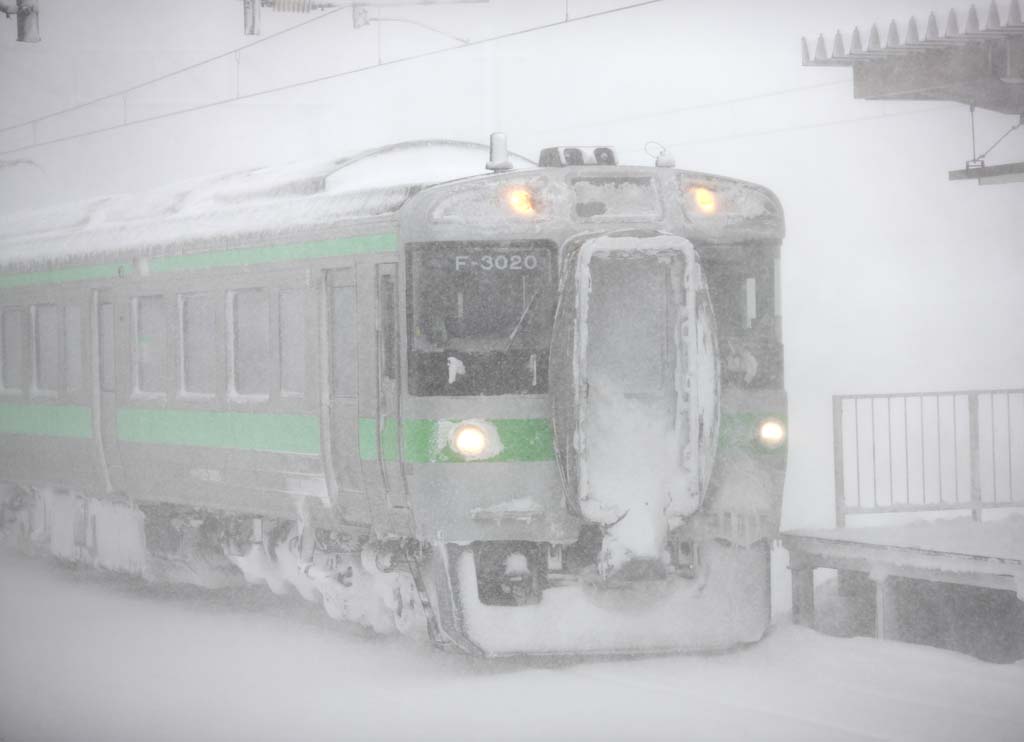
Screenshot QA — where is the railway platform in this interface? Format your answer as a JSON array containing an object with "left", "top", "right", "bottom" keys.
[{"left": 781, "top": 389, "right": 1024, "bottom": 653}]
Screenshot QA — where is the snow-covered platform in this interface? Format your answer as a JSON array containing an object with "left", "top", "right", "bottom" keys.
[{"left": 781, "top": 518, "right": 1024, "bottom": 641}]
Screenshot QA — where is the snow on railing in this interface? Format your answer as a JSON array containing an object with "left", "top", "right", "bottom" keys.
[{"left": 832, "top": 389, "right": 1024, "bottom": 526}]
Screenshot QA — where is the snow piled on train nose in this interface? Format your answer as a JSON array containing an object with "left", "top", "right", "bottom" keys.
[{"left": 582, "top": 376, "right": 698, "bottom": 574}]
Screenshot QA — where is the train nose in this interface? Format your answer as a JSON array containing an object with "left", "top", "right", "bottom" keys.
[{"left": 549, "top": 231, "right": 720, "bottom": 578}]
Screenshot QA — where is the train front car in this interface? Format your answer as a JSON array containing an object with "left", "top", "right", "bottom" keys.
[{"left": 399, "top": 147, "right": 786, "bottom": 655}]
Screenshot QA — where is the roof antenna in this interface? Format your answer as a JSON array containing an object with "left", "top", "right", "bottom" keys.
[
  {"left": 486, "top": 132, "right": 513, "bottom": 172},
  {"left": 646, "top": 141, "right": 675, "bottom": 168}
]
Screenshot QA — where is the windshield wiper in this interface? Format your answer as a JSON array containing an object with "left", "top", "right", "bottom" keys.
[{"left": 505, "top": 287, "right": 542, "bottom": 352}]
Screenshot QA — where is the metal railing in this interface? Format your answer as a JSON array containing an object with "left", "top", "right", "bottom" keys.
[{"left": 833, "top": 389, "right": 1024, "bottom": 527}]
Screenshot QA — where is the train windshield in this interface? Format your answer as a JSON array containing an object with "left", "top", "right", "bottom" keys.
[{"left": 408, "top": 241, "right": 557, "bottom": 396}]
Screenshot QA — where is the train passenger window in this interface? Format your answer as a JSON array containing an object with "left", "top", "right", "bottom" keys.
[
  {"left": 180, "top": 293, "right": 217, "bottom": 396},
  {"left": 33, "top": 304, "right": 60, "bottom": 393},
  {"left": 133, "top": 296, "right": 166, "bottom": 395},
  {"left": 331, "top": 286, "right": 357, "bottom": 397},
  {"left": 65, "top": 305, "right": 82, "bottom": 393},
  {"left": 1, "top": 308, "right": 24, "bottom": 391},
  {"left": 379, "top": 273, "right": 397, "bottom": 382},
  {"left": 231, "top": 289, "right": 271, "bottom": 396},
  {"left": 99, "top": 303, "right": 115, "bottom": 393},
  {"left": 744, "top": 277, "right": 757, "bottom": 329},
  {"left": 279, "top": 289, "right": 305, "bottom": 397}
]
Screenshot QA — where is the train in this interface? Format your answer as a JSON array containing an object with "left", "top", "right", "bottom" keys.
[{"left": 0, "top": 136, "right": 787, "bottom": 656}]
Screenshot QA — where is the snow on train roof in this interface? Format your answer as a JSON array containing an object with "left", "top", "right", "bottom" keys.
[{"left": 0, "top": 140, "right": 535, "bottom": 270}]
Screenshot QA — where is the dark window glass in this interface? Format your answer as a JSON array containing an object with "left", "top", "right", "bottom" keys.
[
  {"left": 1, "top": 308, "right": 24, "bottom": 391},
  {"left": 232, "top": 289, "right": 270, "bottom": 396},
  {"left": 34, "top": 304, "right": 60, "bottom": 392},
  {"left": 134, "top": 296, "right": 165, "bottom": 394},
  {"left": 280, "top": 289, "right": 305, "bottom": 396},
  {"left": 99, "top": 303, "right": 114, "bottom": 393},
  {"left": 65, "top": 305, "right": 82, "bottom": 393},
  {"left": 180, "top": 293, "right": 217, "bottom": 395},
  {"left": 379, "top": 273, "right": 397, "bottom": 382},
  {"left": 331, "top": 286, "right": 356, "bottom": 397},
  {"left": 408, "top": 241, "right": 557, "bottom": 396}
]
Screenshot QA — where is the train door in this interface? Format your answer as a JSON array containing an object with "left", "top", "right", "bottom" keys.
[
  {"left": 373, "top": 263, "right": 408, "bottom": 509},
  {"left": 92, "top": 289, "right": 125, "bottom": 492},
  {"left": 324, "top": 268, "right": 370, "bottom": 523}
]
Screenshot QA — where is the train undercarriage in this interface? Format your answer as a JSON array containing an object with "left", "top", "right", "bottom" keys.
[{"left": 0, "top": 483, "right": 771, "bottom": 657}]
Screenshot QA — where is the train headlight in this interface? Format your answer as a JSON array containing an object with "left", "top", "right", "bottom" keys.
[
  {"left": 688, "top": 186, "right": 718, "bottom": 215},
  {"left": 756, "top": 419, "right": 786, "bottom": 449},
  {"left": 453, "top": 423, "right": 489, "bottom": 457},
  {"left": 505, "top": 187, "right": 536, "bottom": 216}
]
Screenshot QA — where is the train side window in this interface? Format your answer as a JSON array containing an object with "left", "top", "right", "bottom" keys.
[
  {"left": 179, "top": 292, "right": 217, "bottom": 396},
  {"left": 1, "top": 307, "right": 24, "bottom": 392},
  {"left": 331, "top": 286, "right": 357, "bottom": 397},
  {"left": 230, "top": 289, "right": 271, "bottom": 397},
  {"left": 32, "top": 303, "right": 60, "bottom": 394},
  {"left": 99, "top": 303, "right": 115, "bottom": 393},
  {"left": 65, "top": 305, "right": 82, "bottom": 393},
  {"left": 744, "top": 277, "right": 757, "bottom": 329},
  {"left": 379, "top": 273, "right": 397, "bottom": 382},
  {"left": 133, "top": 295, "right": 166, "bottom": 395},
  {"left": 279, "top": 289, "right": 305, "bottom": 397}
]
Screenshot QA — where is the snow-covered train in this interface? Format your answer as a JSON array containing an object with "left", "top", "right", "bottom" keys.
[{"left": 0, "top": 138, "right": 786, "bottom": 655}]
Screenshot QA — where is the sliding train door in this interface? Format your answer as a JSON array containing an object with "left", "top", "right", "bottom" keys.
[
  {"left": 325, "top": 268, "right": 370, "bottom": 523},
  {"left": 92, "top": 289, "right": 125, "bottom": 493},
  {"left": 325, "top": 261, "right": 410, "bottom": 531},
  {"left": 371, "top": 263, "right": 408, "bottom": 509}
]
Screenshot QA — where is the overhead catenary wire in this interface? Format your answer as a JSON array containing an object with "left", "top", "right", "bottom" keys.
[
  {"left": 0, "top": 4, "right": 352, "bottom": 135},
  {"left": 651, "top": 103, "right": 960, "bottom": 152},
  {"left": 0, "top": 0, "right": 664, "bottom": 155},
  {"left": 533, "top": 79, "right": 852, "bottom": 135}
]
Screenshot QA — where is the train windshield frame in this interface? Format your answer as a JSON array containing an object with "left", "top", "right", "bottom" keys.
[{"left": 407, "top": 240, "right": 558, "bottom": 396}]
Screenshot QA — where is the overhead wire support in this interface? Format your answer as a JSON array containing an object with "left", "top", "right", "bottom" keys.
[
  {"left": 978, "top": 113, "right": 1024, "bottom": 160},
  {"left": 0, "top": 0, "right": 665, "bottom": 155}
]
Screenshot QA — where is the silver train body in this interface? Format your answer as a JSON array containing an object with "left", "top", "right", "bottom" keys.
[{"left": 0, "top": 141, "right": 786, "bottom": 656}]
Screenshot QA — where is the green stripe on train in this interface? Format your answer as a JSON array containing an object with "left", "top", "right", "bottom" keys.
[
  {"left": 0, "top": 263, "right": 131, "bottom": 288},
  {"left": 117, "top": 408, "right": 321, "bottom": 455},
  {"left": 148, "top": 233, "right": 397, "bottom": 273},
  {"left": 0, "top": 403, "right": 92, "bottom": 438},
  {"left": 0, "top": 234, "right": 397, "bottom": 287},
  {"left": 359, "top": 417, "right": 555, "bottom": 463}
]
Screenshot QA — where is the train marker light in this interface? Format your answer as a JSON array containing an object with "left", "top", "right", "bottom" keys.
[
  {"left": 453, "top": 423, "right": 488, "bottom": 457},
  {"left": 689, "top": 186, "right": 718, "bottom": 215},
  {"left": 756, "top": 419, "right": 786, "bottom": 449},
  {"left": 505, "top": 187, "right": 535, "bottom": 216}
]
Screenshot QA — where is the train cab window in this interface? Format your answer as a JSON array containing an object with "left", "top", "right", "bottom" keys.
[
  {"left": 133, "top": 296, "right": 166, "bottom": 395},
  {"left": 279, "top": 289, "right": 305, "bottom": 397},
  {"left": 331, "top": 286, "right": 357, "bottom": 398},
  {"left": 230, "top": 289, "right": 271, "bottom": 397},
  {"left": 179, "top": 292, "right": 217, "bottom": 396},
  {"left": 65, "top": 305, "right": 82, "bottom": 393},
  {"left": 32, "top": 304, "right": 60, "bottom": 394},
  {"left": 1, "top": 307, "right": 24, "bottom": 392},
  {"left": 99, "top": 303, "right": 115, "bottom": 393},
  {"left": 408, "top": 241, "right": 557, "bottom": 396}
]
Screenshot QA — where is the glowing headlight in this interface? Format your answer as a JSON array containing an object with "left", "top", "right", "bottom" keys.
[
  {"left": 453, "top": 424, "right": 488, "bottom": 457},
  {"left": 757, "top": 419, "right": 786, "bottom": 449},
  {"left": 505, "top": 187, "right": 536, "bottom": 216},
  {"left": 688, "top": 186, "right": 718, "bottom": 215}
]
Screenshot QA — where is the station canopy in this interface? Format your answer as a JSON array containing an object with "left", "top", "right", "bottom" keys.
[{"left": 802, "top": 1, "right": 1024, "bottom": 184}]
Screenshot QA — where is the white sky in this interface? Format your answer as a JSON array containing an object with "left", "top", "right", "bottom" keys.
[{"left": 0, "top": 0, "right": 1022, "bottom": 528}]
